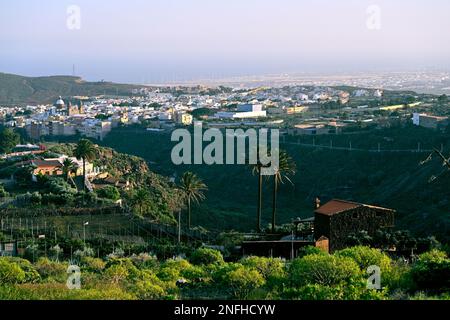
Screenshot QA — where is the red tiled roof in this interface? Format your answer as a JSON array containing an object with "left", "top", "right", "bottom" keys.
[
  {"left": 315, "top": 199, "right": 361, "bottom": 215},
  {"left": 31, "top": 159, "right": 62, "bottom": 168},
  {"left": 315, "top": 199, "right": 394, "bottom": 216}
]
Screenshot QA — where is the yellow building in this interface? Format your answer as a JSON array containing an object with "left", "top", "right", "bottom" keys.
[
  {"left": 177, "top": 112, "right": 193, "bottom": 125},
  {"left": 285, "top": 106, "right": 308, "bottom": 114}
]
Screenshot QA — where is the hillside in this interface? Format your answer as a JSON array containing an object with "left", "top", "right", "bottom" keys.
[
  {"left": 98, "top": 125, "right": 450, "bottom": 241},
  {"left": 0, "top": 72, "right": 147, "bottom": 105}
]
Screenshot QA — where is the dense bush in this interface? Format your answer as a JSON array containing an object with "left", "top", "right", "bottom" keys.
[
  {"left": 81, "top": 257, "right": 106, "bottom": 273},
  {"left": 190, "top": 248, "right": 224, "bottom": 266},
  {"left": 0, "top": 258, "right": 26, "bottom": 284},
  {"left": 34, "top": 258, "right": 68, "bottom": 282},
  {"left": 129, "top": 253, "right": 159, "bottom": 269},
  {"left": 336, "top": 246, "right": 392, "bottom": 274},
  {"left": 45, "top": 178, "right": 77, "bottom": 195},
  {"left": 0, "top": 246, "right": 449, "bottom": 300},
  {"left": 3, "top": 257, "right": 40, "bottom": 283},
  {"left": 96, "top": 186, "right": 121, "bottom": 201},
  {"left": 289, "top": 253, "right": 361, "bottom": 287},
  {"left": 240, "top": 256, "right": 286, "bottom": 288},
  {"left": 411, "top": 249, "right": 450, "bottom": 293},
  {"left": 214, "top": 263, "right": 265, "bottom": 299}
]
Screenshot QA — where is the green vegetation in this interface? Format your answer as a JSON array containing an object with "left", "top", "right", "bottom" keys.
[
  {"left": 0, "top": 246, "right": 448, "bottom": 300},
  {"left": 0, "top": 140, "right": 184, "bottom": 224},
  {"left": 179, "top": 172, "right": 207, "bottom": 229},
  {"left": 99, "top": 125, "right": 450, "bottom": 240},
  {"left": 74, "top": 139, "right": 96, "bottom": 191},
  {"left": 0, "top": 127, "right": 20, "bottom": 154},
  {"left": 270, "top": 150, "right": 296, "bottom": 233}
]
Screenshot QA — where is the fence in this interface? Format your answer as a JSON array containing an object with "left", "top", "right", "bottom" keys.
[{"left": 281, "top": 137, "right": 442, "bottom": 154}]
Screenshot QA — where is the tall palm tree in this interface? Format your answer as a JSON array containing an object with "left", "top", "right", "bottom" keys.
[
  {"left": 74, "top": 139, "right": 96, "bottom": 191},
  {"left": 271, "top": 150, "right": 296, "bottom": 233},
  {"left": 132, "top": 188, "right": 150, "bottom": 216},
  {"left": 179, "top": 171, "right": 207, "bottom": 229},
  {"left": 62, "top": 158, "right": 76, "bottom": 182}
]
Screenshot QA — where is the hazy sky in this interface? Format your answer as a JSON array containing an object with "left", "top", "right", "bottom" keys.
[{"left": 1, "top": 0, "right": 449, "bottom": 83}]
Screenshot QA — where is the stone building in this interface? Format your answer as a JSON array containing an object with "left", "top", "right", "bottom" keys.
[{"left": 314, "top": 199, "right": 395, "bottom": 252}]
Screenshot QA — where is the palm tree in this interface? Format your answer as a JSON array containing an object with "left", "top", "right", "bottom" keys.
[
  {"left": 62, "top": 158, "right": 76, "bottom": 182},
  {"left": 271, "top": 150, "right": 296, "bottom": 233},
  {"left": 179, "top": 172, "right": 207, "bottom": 229},
  {"left": 132, "top": 188, "right": 150, "bottom": 216},
  {"left": 74, "top": 139, "right": 96, "bottom": 191}
]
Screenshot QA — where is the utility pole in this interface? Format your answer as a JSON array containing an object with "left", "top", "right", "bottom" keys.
[
  {"left": 83, "top": 221, "right": 89, "bottom": 247},
  {"left": 178, "top": 210, "right": 181, "bottom": 244},
  {"left": 291, "top": 230, "right": 294, "bottom": 260}
]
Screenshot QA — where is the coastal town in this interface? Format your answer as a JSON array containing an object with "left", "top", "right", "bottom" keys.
[{"left": 0, "top": 85, "right": 448, "bottom": 142}]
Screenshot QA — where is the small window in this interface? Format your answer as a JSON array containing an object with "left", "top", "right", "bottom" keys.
[
  {"left": 352, "top": 212, "right": 359, "bottom": 219},
  {"left": 376, "top": 212, "right": 382, "bottom": 218}
]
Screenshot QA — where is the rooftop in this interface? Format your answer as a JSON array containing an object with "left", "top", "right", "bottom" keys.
[{"left": 315, "top": 199, "right": 394, "bottom": 216}]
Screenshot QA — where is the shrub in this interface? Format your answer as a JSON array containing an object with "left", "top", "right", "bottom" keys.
[
  {"left": 104, "top": 258, "right": 140, "bottom": 281},
  {"left": 133, "top": 280, "right": 166, "bottom": 300},
  {"left": 106, "top": 248, "right": 125, "bottom": 260},
  {"left": 284, "top": 281, "right": 387, "bottom": 300},
  {"left": 132, "top": 271, "right": 167, "bottom": 299},
  {"left": 73, "top": 247, "right": 95, "bottom": 260},
  {"left": 336, "top": 246, "right": 392, "bottom": 283},
  {"left": 129, "top": 253, "right": 159, "bottom": 269},
  {"left": 81, "top": 257, "right": 106, "bottom": 273},
  {"left": 240, "top": 256, "right": 286, "bottom": 288},
  {"left": 190, "top": 248, "right": 224, "bottom": 266},
  {"left": 3, "top": 257, "right": 40, "bottom": 283},
  {"left": 156, "top": 258, "right": 193, "bottom": 282},
  {"left": 0, "top": 258, "right": 26, "bottom": 284},
  {"left": 45, "top": 178, "right": 77, "bottom": 195},
  {"left": 41, "top": 193, "right": 73, "bottom": 206},
  {"left": 34, "top": 257, "right": 68, "bottom": 281},
  {"left": 216, "top": 263, "right": 265, "bottom": 299},
  {"left": 411, "top": 249, "right": 450, "bottom": 293},
  {"left": 180, "top": 265, "right": 209, "bottom": 283},
  {"left": 49, "top": 245, "right": 64, "bottom": 261},
  {"left": 289, "top": 254, "right": 361, "bottom": 287},
  {"left": 383, "top": 259, "right": 414, "bottom": 292},
  {"left": 0, "top": 283, "right": 135, "bottom": 300},
  {"left": 104, "top": 264, "right": 129, "bottom": 284},
  {"left": 297, "top": 246, "right": 327, "bottom": 258},
  {"left": 96, "top": 186, "right": 121, "bottom": 201}
]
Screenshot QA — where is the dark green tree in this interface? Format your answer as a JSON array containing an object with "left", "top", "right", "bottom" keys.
[
  {"left": 0, "top": 128, "right": 20, "bottom": 154},
  {"left": 271, "top": 150, "right": 296, "bottom": 233},
  {"left": 74, "top": 139, "right": 96, "bottom": 191},
  {"left": 179, "top": 172, "right": 207, "bottom": 229}
]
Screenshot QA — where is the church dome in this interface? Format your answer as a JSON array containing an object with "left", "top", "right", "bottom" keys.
[{"left": 55, "top": 96, "right": 65, "bottom": 106}]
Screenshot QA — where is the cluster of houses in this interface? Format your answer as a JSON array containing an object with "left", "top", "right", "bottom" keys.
[
  {"left": 0, "top": 86, "right": 387, "bottom": 140},
  {"left": 0, "top": 143, "right": 129, "bottom": 194}
]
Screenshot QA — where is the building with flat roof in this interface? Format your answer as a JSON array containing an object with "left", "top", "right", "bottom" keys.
[{"left": 412, "top": 113, "right": 449, "bottom": 130}]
